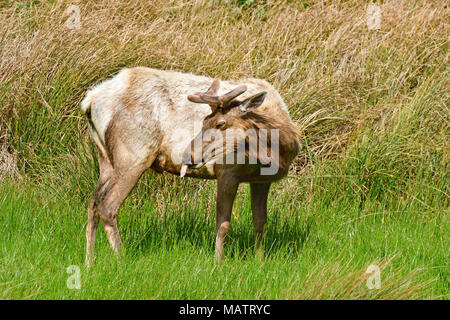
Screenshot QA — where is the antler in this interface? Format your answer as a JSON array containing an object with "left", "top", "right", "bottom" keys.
[{"left": 188, "top": 80, "right": 247, "bottom": 108}]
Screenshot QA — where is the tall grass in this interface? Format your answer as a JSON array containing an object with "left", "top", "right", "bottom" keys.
[{"left": 0, "top": 0, "right": 448, "bottom": 299}]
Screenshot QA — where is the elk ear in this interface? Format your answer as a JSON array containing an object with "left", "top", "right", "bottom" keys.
[{"left": 239, "top": 91, "right": 267, "bottom": 115}]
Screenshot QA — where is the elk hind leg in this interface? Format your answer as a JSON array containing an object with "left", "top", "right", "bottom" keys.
[{"left": 96, "top": 162, "right": 150, "bottom": 254}]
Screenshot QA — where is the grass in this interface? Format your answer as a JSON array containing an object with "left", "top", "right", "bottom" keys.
[{"left": 0, "top": 0, "right": 448, "bottom": 299}]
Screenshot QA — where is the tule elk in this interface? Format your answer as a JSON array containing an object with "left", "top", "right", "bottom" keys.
[{"left": 81, "top": 67, "right": 299, "bottom": 264}]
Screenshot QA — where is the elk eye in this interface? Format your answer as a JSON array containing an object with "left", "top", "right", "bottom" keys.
[{"left": 216, "top": 120, "right": 226, "bottom": 129}]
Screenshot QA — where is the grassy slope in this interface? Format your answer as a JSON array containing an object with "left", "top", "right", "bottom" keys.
[{"left": 0, "top": 0, "right": 448, "bottom": 299}]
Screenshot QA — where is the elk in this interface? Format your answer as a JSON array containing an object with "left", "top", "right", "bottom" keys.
[{"left": 81, "top": 67, "right": 299, "bottom": 265}]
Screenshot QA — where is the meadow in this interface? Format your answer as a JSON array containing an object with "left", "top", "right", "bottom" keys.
[{"left": 0, "top": 0, "right": 448, "bottom": 299}]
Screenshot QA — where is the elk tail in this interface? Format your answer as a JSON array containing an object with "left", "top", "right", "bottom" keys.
[{"left": 81, "top": 91, "right": 109, "bottom": 159}]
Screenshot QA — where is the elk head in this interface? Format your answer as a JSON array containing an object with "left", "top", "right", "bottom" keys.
[{"left": 180, "top": 79, "right": 267, "bottom": 177}]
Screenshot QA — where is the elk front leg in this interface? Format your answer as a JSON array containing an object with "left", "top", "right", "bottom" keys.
[
  {"left": 215, "top": 176, "right": 239, "bottom": 264},
  {"left": 96, "top": 164, "right": 148, "bottom": 254},
  {"left": 250, "top": 182, "right": 270, "bottom": 260}
]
